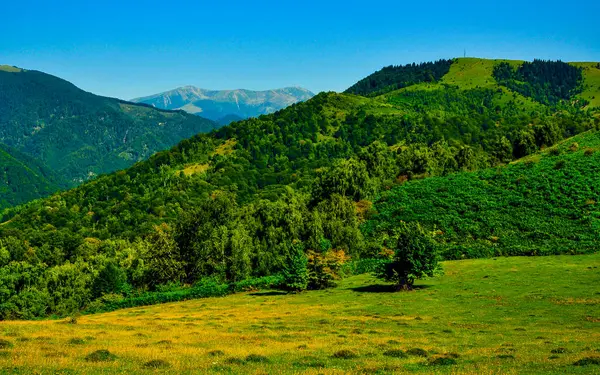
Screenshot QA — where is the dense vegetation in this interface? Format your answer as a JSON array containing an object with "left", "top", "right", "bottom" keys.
[
  {"left": 0, "top": 66, "right": 218, "bottom": 201},
  {"left": 0, "top": 58, "right": 599, "bottom": 319},
  {"left": 0, "top": 144, "right": 61, "bottom": 209},
  {"left": 365, "top": 129, "right": 600, "bottom": 259},
  {"left": 493, "top": 60, "right": 584, "bottom": 105},
  {"left": 345, "top": 59, "right": 454, "bottom": 96}
]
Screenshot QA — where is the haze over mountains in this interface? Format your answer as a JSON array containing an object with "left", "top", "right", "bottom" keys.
[{"left": 131, "top": 86, "right": 315, "bottom": 124}]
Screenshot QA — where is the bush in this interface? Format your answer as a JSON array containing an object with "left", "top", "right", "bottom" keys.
[
  {"left": 573, "top": 357, "right": 600, "bottom": 366},
  {"left": 230, "top": 275, "right": 283, "bottom": 292},
  {"left": 429, "top": 357, "right": 457, "bottom": 366},
  {"left": 407, "top": 348, "right": 429, "bottom": 357},
  {"left": 383, "top": 349, "right": 407, "bottom": 358},
  {"left": 332, "top": 350, "right": 358, "bottom": 359},
  {"left": 307, "top": 249, "right": 350, "bottom": 289},
  {"left": 143, "top": 359, "right": 171, "bottom": 369},
  {"left": 245, "top": 354, "right": 270, "bottom": 363},
  {"left": 0, "top": 339, "right": 13, "bottom": 349},
  {"left": 85, "top": 349, "right": 117, "bottom": 362}
]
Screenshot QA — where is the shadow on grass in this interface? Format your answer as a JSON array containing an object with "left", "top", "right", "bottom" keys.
[
  {"left": 248, "top": 291, "right": 289, "bottom": 296},
  {"left": 349, "top": 284, "right": 430, "bottom": 293}
]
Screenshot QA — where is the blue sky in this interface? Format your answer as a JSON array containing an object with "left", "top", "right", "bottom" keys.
[{"left": 1, "top": 0, "right": 599, "bottom": 99}]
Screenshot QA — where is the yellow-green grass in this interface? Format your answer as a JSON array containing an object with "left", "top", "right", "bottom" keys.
[
  {"left": 572, "top": 62, "right": 600, "bottom": 108},
  {"left": 0, "top": 65, "right": 23, "bottom": 73},
  {"left": 0, "top": 254, "right": 598, "bottom": 374},
  {"left": 440, "top": 58, "right": 522, "bottom": 90},
  {"left": 178, "top": 163, "right": 209, "bottom": 176}
]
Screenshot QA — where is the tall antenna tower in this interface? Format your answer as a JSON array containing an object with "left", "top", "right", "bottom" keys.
[{"left": 464, "top": 49, "right": 466, "bottom": 58}]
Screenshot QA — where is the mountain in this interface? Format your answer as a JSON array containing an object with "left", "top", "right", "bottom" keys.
[
  {"left": 131, "top": 86, "right": 315, "bottom": 124},
  {"left": 0, "top": 65, "right": 219, "bottom": 189},
  {"left": 1, "top": 58, "right": 599, "bottom": 318},
  {"left": 0, "top": 143, "right": 62, "bottom": 209}
]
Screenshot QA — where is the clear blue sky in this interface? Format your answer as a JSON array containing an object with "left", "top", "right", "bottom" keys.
[{"left": 1, "top": 0, "right": 598, "bottom": 99}]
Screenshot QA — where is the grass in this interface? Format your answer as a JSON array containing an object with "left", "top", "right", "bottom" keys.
[
  {"left": 572, "top": 62, "right": 600, "bottom": 109},
  {"left": 0, "top": 253, "right": 598, "bottom": 374},
  {"left": 440, "top": 57, "right": 522, "bottom": 89},
  {"left": 0, "top": 65, "right": 23, "bottom": 73}
]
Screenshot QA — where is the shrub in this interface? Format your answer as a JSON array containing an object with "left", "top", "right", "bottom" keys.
[
  {"left": 307, "top": 249, "right": 350, "bottom": 289},
  {"left": 143, "top": 359, "right": 171, "bottom": 369},
  {"left": 0, "top": 340, "right": 13, "bottom": 349},
  {"left": 573, "top": 357, "right": 600, "bottom": 366},
  {"left": 430, "top": 357, "right": 457, "bottom": 366},
  {"left": 245, "top": 354, "right": 270, "bottom": 363},
  {"left": 383, "top": 349, "right": 407, "bottom": 358},
  {"left": 231, "top": 275, "right": 283, "bottom": 292},
  {"left": 293, "top": 356, "right": 326, "bottom": 368},
  {"left": 224, "top": 357, "right": 245, "bottom": 365},
  {"left": 332, "top": 350, "right": 358, "bottom": 359},
  {"left": 407, "top": 348, "right": 429, "bottom": 357},
  {"left": 207, "top": 350, "right": 225, "bottom": 357},
  {"left": 85, "top": 349, "right": 117, "bottom": 362}
]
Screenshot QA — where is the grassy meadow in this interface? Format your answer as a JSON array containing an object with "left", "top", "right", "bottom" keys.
[{"left": 0, "top": 254, "right": 598, "bottom": 374}]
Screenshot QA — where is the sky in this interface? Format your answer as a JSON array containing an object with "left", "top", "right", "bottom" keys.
[{"left": 1, "top": 0, "right": 599, "bottom": 99}]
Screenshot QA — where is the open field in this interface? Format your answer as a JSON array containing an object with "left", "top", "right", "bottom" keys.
[{"left": 0, "top": 254, "right": 598, "bottom": 374}]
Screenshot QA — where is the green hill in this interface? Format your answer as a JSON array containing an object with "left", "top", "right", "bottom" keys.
[
  {"left": 364, "top": 129, "right": 600, "bottom": 259},
  {"left": 0, "top": 143, "right": 61, "bottom": 209},
  {"left": 0, "top": 65, "right": 218, "bottom": 191},
  {"left": 0, "top": 58, "right": 599, "bottom": 318}
]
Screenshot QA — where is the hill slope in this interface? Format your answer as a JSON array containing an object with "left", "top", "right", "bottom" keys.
[
  {"left": 0, "top": 65, "right": 219, "bottom": 188},
  {"left": 0, "top": 58, "right": 599, "bottom": 318},
  {"left": 365, "top": 129, "right": 600, "bottom": 258},
  {"left": 0, "top": 144, "right": 61, "bottom": 209},
  {"left": 131, "top": 86, "right": 315, "bottom": 123}
]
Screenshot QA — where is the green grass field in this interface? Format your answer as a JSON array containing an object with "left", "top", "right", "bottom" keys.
[{"left": 0, "top": 253, "right": 598, "bottom": 374}]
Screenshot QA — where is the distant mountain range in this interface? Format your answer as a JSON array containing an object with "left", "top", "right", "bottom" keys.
[
  {"left": 0, "top": 65, "right": 218, "bottom": 208},
  {"left": 131, "top": 86, "right": 315, "bottom": 124}
]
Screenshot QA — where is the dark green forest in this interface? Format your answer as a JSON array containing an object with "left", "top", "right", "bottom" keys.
[
  {"left": 0, "top": 59, "right": 599, "bottom": 319},
  {"left": 344, "top": 59, "right": 454, "bottom": 96},
  {"left": 493, "top": 59, "right": 585, "bottom": 105}
]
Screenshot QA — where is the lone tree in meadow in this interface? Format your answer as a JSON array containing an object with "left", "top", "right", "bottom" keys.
[
  {"left": 376, "top": 222, "right": 441, "bottom": 291},
  {"left": 282, "top": 242, "right": 309, "bottom": 292}
]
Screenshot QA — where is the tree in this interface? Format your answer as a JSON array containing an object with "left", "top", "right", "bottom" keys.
[
  {"left": 376, "top": 222, "right": 441, "bottom": 291},
  {"left": 91, "top": 262, "right": 127, "bottom": 299},
  {"left": 281, "top": 242, "right": 308, "bottom": 292},
  {"left": 144, "top": 224, "right": 185, "bottom": 287}
]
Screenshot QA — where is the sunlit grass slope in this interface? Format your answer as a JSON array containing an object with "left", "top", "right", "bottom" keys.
[{"left": 0, "top": 254, "right": 598, "bottom": 374}]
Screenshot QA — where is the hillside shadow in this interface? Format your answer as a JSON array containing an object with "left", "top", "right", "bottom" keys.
[
  {"left": 248, "top": 291, "right": 288, "bottom": 296},
  {"left": 349, "top": 284, "right": 430, "bottom": 293}
]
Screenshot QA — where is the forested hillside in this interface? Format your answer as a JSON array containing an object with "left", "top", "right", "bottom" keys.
[
  {"left": 0, "top": 65, "right": 218, "bottom": 192},
  {"left": 0, "top": 144, "right": 61, "bottom": 209},
  {"left": 0, "top": 58, "right": 599, "bottom": 318},
  {"left": 345, "top": 59, "right": 454, "bottom": 96}
]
